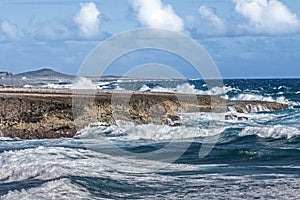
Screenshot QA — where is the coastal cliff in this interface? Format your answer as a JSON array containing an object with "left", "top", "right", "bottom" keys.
[{"left": 0, "top": 88, "right": 289, "bottom": 139}]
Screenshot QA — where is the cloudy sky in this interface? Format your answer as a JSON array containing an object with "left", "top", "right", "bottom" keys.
[{"left": 0, "top": 0, "right": 300, "bottom": 78}]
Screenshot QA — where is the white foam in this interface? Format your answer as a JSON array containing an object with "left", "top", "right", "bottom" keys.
[
  {"left": 77, "top": 120, "right": 225, "bottom": 141},
  {"left": 123, "top": 124, "right": 224, "bottom": 141},
  {"left": 0, "top": 145, "right": 299, "bottom": 199},
  {"left": 231, "top": 93, "right": 274, "bottom": 102},
  {"left": 0, "top": 145, "right": 206, "bottom": 199},
  {"left": 97, "top": 81, "right": 111, "bottom": 86},
  {"left": 244, "top": 112, "right": 283, "bottom": 123},
  {"left": 139, "top": 83, "right": 237, "bottom": 96},
  {"left": 1, "top": 178, "right": 90, "bottom": 200},
  {"left": 139, "top": 84, "right": 151, "bottom": 91},
  {"left": 116, "top": 79, "right": 140, "bottom": 83},
  {"left": 179, "top": 112, "right": 225, "bottom": 122},
  {"left": 0, "top": 146, "right": 164, "bottom": 183},
  {"left": 0, "top": 137, "right": 16, "bottom": 141},
  {"left": 230, "top": 93, "right": 296, "bottom": 107},
  {"left": 23, "top": 83, "right": 73, "bottom": 89},
  {"left": 175, "top": 83, "right": 198, "bottom": 94},
  {"left": 277, "top": 86, "right": 289, "bottom": 90},
  {"left": 228, "top": 104, "right": 271, "bottom": 113},
  {"left": 95, "top": 81, "right": 112, "bottom": 90},
  {"left": 239, "top": 125, "right": 300, "bottom": 139},
  {"left": 23, "top": 84, "right": 32, "bottom": 88},
  {"left": 42, "top": 83, "right": 73, "bottom": 89},
  {"left": 73, "top": 77, "right": 96, "bottom": 90}
]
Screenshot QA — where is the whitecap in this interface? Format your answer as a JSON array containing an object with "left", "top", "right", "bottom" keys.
[
  {"left": 139, "top": 84, "right": 151, "bottom": 91},
  {"left": 239, "top": 125, "right": 300, "bottom": 139},
  {"left": 42, "top": 83, "right": 73, "bottom": 89},
  {"left": 76, "top": 120, "right": 225, "bottom": 142},
  {"left": 139, "top": 83, "right": 238, "bottom": 96},
  {"left": 230, "top": 93, "right": 296, "bottom": 107},
  {"left": 23, "top": 84, "right": 33, "bottom": 88}
]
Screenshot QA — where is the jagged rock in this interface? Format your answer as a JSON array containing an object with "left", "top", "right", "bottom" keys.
[{"left": 0, "top": 88, "right": 289, "bottom": 139}]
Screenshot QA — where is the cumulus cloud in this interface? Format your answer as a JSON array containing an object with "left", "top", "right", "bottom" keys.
[
  {"left": 73, "top": 2, "right": 101, "bottom": 38},
  {"left": 198, "top": 6, "right": 226, "bottom": 34},
  {"left": 234, "top": 0, "right": 300, "bottom": 34},
  {"left": 129, "top": 0, "right": 184, "bottom": 32},
  {"left": 1, "top": 20, "right": 20, "bottom": 40},
  {"left": 185, "top": 6, "right": 227, "bottom": 36}
]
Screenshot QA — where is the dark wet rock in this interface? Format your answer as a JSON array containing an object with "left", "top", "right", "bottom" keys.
[
  {"left": 225, "top": 114, "right": 249, "bottom": 121},
  {"left": 225, "top": 114, "right": 237, "bottom": 120},
  {"left": 167, "top": 114, "right": 180, "bottom": 121},
  {"left": 238, "top": 116, "right": 249, "bottom": 120}
]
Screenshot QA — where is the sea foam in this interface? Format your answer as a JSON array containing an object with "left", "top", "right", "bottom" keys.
[{"left": 239, "top": 125, "right": 300, "bottom": 139}]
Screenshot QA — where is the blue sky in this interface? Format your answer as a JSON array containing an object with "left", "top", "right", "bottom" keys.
[{"left": 0, "top": 0, "right": 300, "bottom": 78}]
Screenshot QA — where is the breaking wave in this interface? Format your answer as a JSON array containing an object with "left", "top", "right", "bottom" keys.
[
  {"left": 139, "top": 83, "right": 236, "bottom": 96},
  {"left": 239, "top": 125, "right": 300, "bottom": 139},
  {"left": 76, "top": 121, "right": 225, "bottom": 142},
  {"left": 229, "top": 93, "right": 293, "bottom": 105}
]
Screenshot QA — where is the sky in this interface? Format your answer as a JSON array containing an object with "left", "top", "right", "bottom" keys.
[{"left": 0, "top": 0, "right": 300, "bottom": 78}]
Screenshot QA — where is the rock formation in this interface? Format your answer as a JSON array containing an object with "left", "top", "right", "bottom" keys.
[{"left": 0, "top": 88, "right": 289, "bottom": 139}]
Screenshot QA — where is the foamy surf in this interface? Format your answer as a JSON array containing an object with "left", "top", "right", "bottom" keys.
[
  {"left": 138, "top": 82, "right": 236, "bottom": 96},
  {"left": 76, "top": 120, "right": 226, "bottom": 142},
  {"left": 239, "top": 125, "right": 300, "bottom": 139}
]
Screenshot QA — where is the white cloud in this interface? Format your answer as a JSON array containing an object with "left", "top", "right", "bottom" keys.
[
  {"left": 73, "top": 2, "right": 101, "bottom": 38},
  {"left": 185, "top": 6, "right": 227, "bottom": 36},
  {"left": 129, "top": 0, "right": 184, "bottom": 32},
  {"left": 198, "top": 6, "right": 226, "bottom": 34},
  {"left": 234, "top": 0, "right": 300, "bottom": 34},
  {"left": 35, "top": 21, "right": 72, "bottom": 41},
  {"left": 1, "top": 20, "right": 20, "bottom": 40}
]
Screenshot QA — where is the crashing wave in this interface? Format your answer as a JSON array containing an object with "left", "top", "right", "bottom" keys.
[
  {"left": 228, "top": 104, "right": 271, "bottom": 113},
  {"left": 139, "top": 83, "right": 237, "bottom": 96},
  {"left": 229, "top": 93, "right": 295, "bottom": 107},
  {"left": 76, "top": 120, "right": 225, "bottom": 141},
  {"left": 239, "top": 125, "right": 300, "bottom": 139}
]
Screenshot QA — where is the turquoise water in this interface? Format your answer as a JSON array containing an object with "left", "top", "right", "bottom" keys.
[{"left": 0, "top": 79, "right": 300, "bottom": 199}]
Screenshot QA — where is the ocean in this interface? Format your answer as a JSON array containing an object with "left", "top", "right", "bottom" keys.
[{"left": 1, "top": 78, "right": 300, "bottom": 199}]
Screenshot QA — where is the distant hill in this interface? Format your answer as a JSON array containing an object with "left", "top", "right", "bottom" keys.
[
  {"left": 14, "top": 68, "right": 74, "bottom": 78},
  {"left": 12, "top": 68, "right": 129, "bottom": 79}
]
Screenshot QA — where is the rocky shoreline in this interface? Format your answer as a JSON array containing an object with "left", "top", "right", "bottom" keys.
[{"left": 0, "top": 88, "right": 289, "bottom": 139}]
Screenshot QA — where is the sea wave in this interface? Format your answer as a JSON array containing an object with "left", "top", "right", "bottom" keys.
[
  {"left": 2, "top": 178, "right": 89, "bottom": 200},
  {"left": 134, "top": 83, "right": 298, "bottom": 107},
  {"left": 229, "top": 93, "right": 297, "bottom": 107},
  {"left": 0, "top": 146, "right": 204, "bottom": 199},
  {"left": 139, "top": 83, "right": 237, "bottom": 96},
  {"left": 43, "top": 83, "right": 73, "bottom": 89},
  {"left": 1, "top": 145, "right": 299, "bottom": 199},
  {"left": 0, "top": 137, "right": 17, "bottom": 141},
  {"left": 23, "top": 83, "right": 73, "bottom": 89},
  {"left": 239, "top": 125, "right": 300, "bottom": 139},
  {"left": 76, "top": 121, "right": 225, "bottom": 142}
]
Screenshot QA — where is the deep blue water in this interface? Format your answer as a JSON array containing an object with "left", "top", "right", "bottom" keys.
[{"left": 0, "top": 79, "right": 300, "bottom": 199}]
